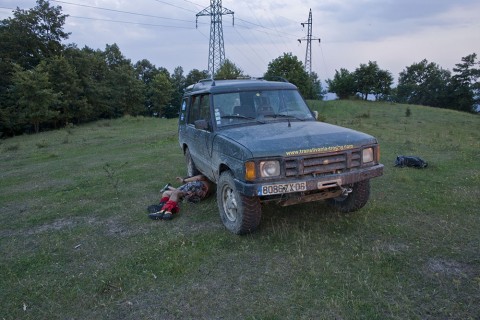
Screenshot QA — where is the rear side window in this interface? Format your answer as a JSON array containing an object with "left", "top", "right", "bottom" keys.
[{"left": 188, "top": 94, "right": 210, "bottom": 124}]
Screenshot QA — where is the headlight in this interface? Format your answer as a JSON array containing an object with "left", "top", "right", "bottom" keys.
[
  {"left": 259, "top": 160, "right": 280, "bottom": 177},
  {"left": 362, "top": 147, "right": 374, "bottom": 163}
]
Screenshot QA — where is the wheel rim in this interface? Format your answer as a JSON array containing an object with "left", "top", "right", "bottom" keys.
[{"left": 222, "top": 185, "right": 238, "bottom": 222}]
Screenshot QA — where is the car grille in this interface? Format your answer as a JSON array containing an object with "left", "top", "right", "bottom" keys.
[{"left": 285, "top": 149, "right": 362, "bottom": 177}]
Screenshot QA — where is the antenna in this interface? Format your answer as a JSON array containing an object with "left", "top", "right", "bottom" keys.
[
  {"left": 297, "top": 9, "right": 320, "bottom": 74},
  {"left": 196, "top": 0, "right": 234, "bottom": 77}
]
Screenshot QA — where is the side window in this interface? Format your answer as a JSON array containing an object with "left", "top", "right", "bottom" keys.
[
  {"left": 188, "top": 94, "right": 210, "bottom": 125},
  {"left": 200, "top": 95, "right": 210, "bottom": 121},
  {"left": 188, "top": 96, "right": 200, "bottom": 124}
]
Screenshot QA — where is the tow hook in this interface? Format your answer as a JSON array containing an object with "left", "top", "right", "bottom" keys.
[{"left": 340, "top": 187, "right": 353, "bottom": 197}]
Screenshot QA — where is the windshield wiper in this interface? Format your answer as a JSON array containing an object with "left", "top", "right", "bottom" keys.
[
  {"left": 267, "top": 114, "right": 306, "bottom": 121},
  {"left": 221, "top": 115, "right": 266, "bottom": 124},
  {"left": 221, "top": 114, "right": 255, "bottom": 120}
]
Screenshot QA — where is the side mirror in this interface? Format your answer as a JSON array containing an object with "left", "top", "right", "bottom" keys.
[
  {"left": 194, "top": 119, "right": 209, "bottom": 130},
  {"left": 313, "top": 110, "right": 319, "bottom": 120}
]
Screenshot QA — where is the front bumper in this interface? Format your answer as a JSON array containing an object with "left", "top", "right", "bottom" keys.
[{"left": 234, "top": 164, "right": 384, "bottom": 197}]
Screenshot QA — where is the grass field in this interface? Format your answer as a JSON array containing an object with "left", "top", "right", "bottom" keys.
[{"left": 1, "top": 101, "right": 479, "bottom": 319}]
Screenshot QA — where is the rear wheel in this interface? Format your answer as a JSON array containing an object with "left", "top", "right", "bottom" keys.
[
  {"left": 327, "top": 180, "right": 370, "bottom": 213},
  {"left": 217, "top": 171, "right": 261, "bottom": 235},
  {"left": 185, "top": 147, "right": 200, "bottom": 177}
]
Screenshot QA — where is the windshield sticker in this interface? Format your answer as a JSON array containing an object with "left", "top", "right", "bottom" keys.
[
  {"left": 286, "top": 145, "right": 354, "bottom": 156},
  {"left": 215, "top": 108, "right": 221, "bottom": 125}
]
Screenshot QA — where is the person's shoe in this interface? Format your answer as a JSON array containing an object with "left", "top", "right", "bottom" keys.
[
  {"left": 160, "top": 183, "right": 171, "bottom": 193},
  {"left": 162, "top": 211, "right": 173, "bottom": 220},
  {"left": 147, "top": 204, "right": 163, "bottom": 213},
  {"left": 148, "top": 211, "right": 165, "bottom": 220}
]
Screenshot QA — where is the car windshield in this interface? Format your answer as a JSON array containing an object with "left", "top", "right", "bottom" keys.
[{"left": 213, "top": 89, "right": 314, "bottom": 128}]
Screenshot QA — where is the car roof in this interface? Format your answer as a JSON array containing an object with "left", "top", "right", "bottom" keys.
[{"left": 184, "top": 78, "right": 298, "bottom": 95}]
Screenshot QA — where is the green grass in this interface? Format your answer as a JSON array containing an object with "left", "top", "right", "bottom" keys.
[{"left": 1, "top": 104, "right": 479, "bottom": 319}]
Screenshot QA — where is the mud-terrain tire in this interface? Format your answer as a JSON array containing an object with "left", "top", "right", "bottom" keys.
[
  {"left": 327, "top": 180, "right": 370, "bottom": 213},
  {"left": 217, "top": 171, "right": 261, "bottom": 235},
  {"left": 185, "top": 148, "right": 200, "bottom": 177}
]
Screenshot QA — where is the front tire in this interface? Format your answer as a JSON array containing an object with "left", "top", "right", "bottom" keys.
[
  {"left": 327, "top": 180, "right": 370, "bottom": 213},
  {"left": 217, "top": 171, "right": 261, "bottom": 235}
]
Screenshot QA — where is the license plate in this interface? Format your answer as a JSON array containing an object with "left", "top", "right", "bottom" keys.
[{"left": 259, "top": 182, "right": 307, "bottom": 196}]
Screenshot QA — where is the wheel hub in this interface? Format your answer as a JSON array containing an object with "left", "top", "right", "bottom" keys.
[{"left": 223, "top": 187, "right": 237, "bottom": 222}]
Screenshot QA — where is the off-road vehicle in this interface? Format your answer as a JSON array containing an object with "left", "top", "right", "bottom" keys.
[{"left": 178, "top": 78, "right": 383, "bottom": 234}]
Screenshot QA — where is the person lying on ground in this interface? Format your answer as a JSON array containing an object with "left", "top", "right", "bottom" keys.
[{"left": 148, "top": 175, "right": 213, "bottom": 220}]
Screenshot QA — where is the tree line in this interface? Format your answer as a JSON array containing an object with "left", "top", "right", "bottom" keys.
[
  {"left": 326, "top": 57, "right": 480, "bottom": 113},
  {"left": 1, "top": 1, "right": 477, "bottom": 137}
]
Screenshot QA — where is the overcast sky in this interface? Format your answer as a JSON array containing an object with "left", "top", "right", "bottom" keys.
[{"left": 1, "top": 0, "right": 479, "bottom": 83}]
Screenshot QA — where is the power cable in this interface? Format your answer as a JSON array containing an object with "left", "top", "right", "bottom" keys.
[
  {"left": 180, "top": 0, "right": 204, "bottom": 9},
  {"left": 235, "top": 17, "right": 301, "bottom": 40},
  {"left": 151, "top": 0, "right": 197, "bottom": 13},
  {"left": 68, "top": 15, "right": 196, "bottom": 29},
  {"left": 50, "top": 0, "right": 196, "bottom": 24},
  {"left": 245, "top": 2, "right": 281, "bottom": 55},
  {"left": 50, "top": 1, "right": 303, "bottom": 42}
]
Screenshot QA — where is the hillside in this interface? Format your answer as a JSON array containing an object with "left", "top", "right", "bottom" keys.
[{"left": 1, "top": 102, "right": 479, "bottom": 319}]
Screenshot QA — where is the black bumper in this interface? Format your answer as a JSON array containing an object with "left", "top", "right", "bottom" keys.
[{"left": 234, "top": 164, "right": 384, "bottom": 197}]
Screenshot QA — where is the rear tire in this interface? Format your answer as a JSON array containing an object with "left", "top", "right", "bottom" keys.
[
  {"left": 327, "top": 180, "right": 370, "bottom": 213},
  {"left": 217, "top": 171, "right": 261, "bottom": 235},
  {"left": 185, "top": 147, "right": 200, "bottom": 177}
]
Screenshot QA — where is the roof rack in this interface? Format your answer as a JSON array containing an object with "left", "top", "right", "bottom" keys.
[
  {"left": 258, "top": 76, "right": 290, "bottom": 83},
  {"left": 184, "top": 78, "right": 215, "bottom": 92}
]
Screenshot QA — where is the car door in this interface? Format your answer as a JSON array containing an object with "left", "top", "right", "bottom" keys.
[{"left": 185, "top": 94, "right": 214, "bottom": 176}]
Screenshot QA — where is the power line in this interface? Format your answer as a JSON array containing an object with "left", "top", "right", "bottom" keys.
[
  {"left": 245, "top": 2, "right": 282, "bottom": 55},
  {"left": 180, "top": 0, "right": 204, "bottom": 9},
  {"left": 151, "top": 0, "right": 197, "bottom": 13},
  {"left": 235, "top": 17, "right": 301, "bottom": 40},
  {"left": 68, "top": 15, "right": 195, "bottom": 29},
  {"left": 231, "top": 23, "right": 298, "bottom": 41},
  {"left": 12, "top": 1, "right": 302, "bottom": 43},
  {"left": 0, "top": 6, "right": 15, "bottom": 12},
  {"left": 50, "top": 0, "right": 195, "bottom": 24},
  {"left": 228, "top": 26, "right": 265, "bottom": 72}
]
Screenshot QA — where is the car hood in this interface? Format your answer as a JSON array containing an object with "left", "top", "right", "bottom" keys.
[{"left": 217, "top": 121, "right": 377, "bottom": 158}]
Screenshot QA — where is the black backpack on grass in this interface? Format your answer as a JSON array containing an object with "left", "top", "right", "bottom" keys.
[{"left": 394, "top": 155, "right": 428, "bottom": 168}]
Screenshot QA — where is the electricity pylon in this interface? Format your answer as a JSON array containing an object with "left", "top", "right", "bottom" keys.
[
  {"left": 196, "top": 0, "right": 234, "bottom": 77},
  {"left": 298, "top": 8, "right": 320, "bottom": 74}
]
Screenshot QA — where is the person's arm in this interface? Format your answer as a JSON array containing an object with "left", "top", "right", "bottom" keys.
[{"left": 176, "top": 175, "right": 206, "bottom": 183}]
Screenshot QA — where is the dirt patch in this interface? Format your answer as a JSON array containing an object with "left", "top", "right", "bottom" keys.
[
  {"left": 425, "top": 258, "right": 473, "bottom": 278},
  {"left": 373, "top": 241, "right": 409, "bottom": 254}
]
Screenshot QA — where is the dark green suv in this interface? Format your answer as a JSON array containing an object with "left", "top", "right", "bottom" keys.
[{"left": 178, "top": 78, "right": 383, "bottom": 234}]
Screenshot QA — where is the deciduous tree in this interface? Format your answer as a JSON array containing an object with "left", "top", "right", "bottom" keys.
[
  {"left": 264, "top": 53, "right": 311, "bottom": 98},
  {"left": 326, "top": 68, "right": 356, "bottom": 99},
  {"left": 150, "top": 73, "right": 174, "bottom": 117},
  {"left": 396, "top": 59, "right": 451, "bottom": 108},
  {"left": 185, "top": 69, "right": 209, "bottom": 87},
  {"left": 11, "top": 62, "right": 59, "bottom": 133},
  {"left": 215, "top": 59, "right": 246, "bottom": 79}
]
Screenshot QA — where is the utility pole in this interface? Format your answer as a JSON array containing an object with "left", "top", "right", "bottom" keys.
[
  {"left": 196, "top": 0, "right": 234, "bottom": 77},
  {"left": 298, "top": 8, "right": 320, "bottom": 74}
]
